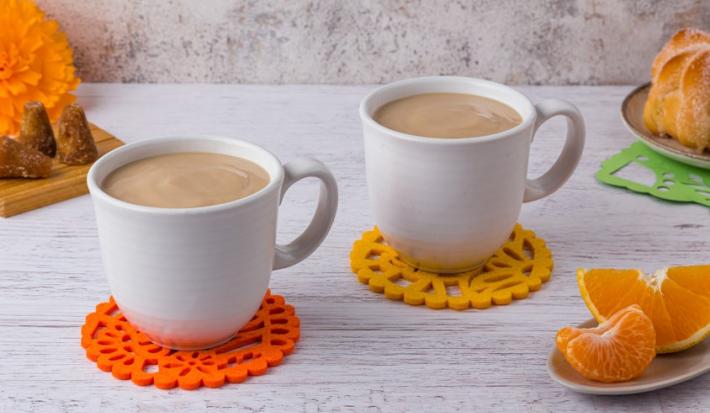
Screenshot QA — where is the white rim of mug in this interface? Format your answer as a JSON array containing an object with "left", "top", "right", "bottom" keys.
[
  {"left": 359, "top": 76, "right": 537, "bottom": 144},
  {"left": 87, "top": 135, "right": 285, "bottom": 215}
]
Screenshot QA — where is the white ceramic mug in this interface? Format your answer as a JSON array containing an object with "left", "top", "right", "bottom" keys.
[
  {"left": 87, "top": 136, "right": 338, "bottom": 350},
  {"left": 360, "top": 76, "right": 585, "bottom": 273}
]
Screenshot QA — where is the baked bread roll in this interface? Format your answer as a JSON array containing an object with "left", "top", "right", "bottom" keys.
[{"left": 643, "top": 28, "right": 710, "bottom": 152}]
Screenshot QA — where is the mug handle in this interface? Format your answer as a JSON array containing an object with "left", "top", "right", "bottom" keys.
[
  {"left": 273, "top": 158, "right": 338, "bottom": 270},
  {"left": 524, "top": 99, "right": 586, "bottom": 202}
]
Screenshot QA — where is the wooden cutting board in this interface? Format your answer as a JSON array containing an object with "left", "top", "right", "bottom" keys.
[{"left": 0, "top": 123, "right": 124, "bottom": 218}]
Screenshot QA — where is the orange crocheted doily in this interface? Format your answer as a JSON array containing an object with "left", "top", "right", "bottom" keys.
[{"left": 81, "top": 290, "right": 300, "bottom": 390}]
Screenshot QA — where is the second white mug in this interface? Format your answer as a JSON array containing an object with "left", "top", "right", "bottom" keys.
[{"left": 360, "top": 76, "right": 585, "bottom": 273}]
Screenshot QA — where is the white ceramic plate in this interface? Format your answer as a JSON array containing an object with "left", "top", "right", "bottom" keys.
[
  {"left": 621, "top": 83, "right": 710, "bottom": 170},
  {"left": 548, "top": 319, "right": 710, "bottom": 395}
]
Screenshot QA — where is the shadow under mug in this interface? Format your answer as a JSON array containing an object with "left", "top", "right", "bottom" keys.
[
  {"left": 87, "top": 136, "right": 338, "bottom": 350},
  {"left": 360, "top": 76, "right": 585, "bottom": 273}
]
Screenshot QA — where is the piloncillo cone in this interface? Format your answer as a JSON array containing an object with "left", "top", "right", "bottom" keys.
[
  {"left": 0, "top": 137, "right": 53, "bottom": 178},
  {"left": 18, "top": 101, "right": 56, "bottom": 157},
  {"left": 56, "top": 104, "right": 98, "bottom": 165}
]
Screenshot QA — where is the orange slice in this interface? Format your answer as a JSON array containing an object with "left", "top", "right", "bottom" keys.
[
  {"left": 578, "top": 265, "right": 710, "bottom": 353},
  {"left": 556, "top": 305, "right": 656, "bottom": 382}
]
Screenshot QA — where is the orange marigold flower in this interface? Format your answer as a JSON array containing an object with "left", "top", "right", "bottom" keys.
[{"left": 0, "top": 0, "right": 80, "bottom": 136}]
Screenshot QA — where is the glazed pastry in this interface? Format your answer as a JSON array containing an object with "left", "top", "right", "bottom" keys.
[
  {"left": 56, "top": 104, "right": 98, "bottom": 165},
  {"left": 643, "top": 28, "right": 710, "bottom": 151},
  {"left": 17, "top": 101, "right": 56, "bottom": 157},
  {"left": 0, "top": 137, "right": 53, "bottom": 178}
]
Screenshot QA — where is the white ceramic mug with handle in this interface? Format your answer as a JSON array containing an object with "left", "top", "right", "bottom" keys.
[
  {"left": 88, "top": 136, "right": 338, "bottom": 350},
  {"left": 360, "top": 76, "right": 585, "bottom": 273}
]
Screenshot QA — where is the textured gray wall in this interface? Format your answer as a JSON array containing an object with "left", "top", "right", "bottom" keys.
[{"left": 37, "top": 0, "right": 708, "bottom": 85}]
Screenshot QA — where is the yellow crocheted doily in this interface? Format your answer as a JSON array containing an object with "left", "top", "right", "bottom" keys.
[{"left": 350, "top": 224, "right": 553, "bottom": 310}]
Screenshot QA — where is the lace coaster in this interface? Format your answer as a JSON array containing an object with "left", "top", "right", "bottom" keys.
[
  {"left": 350, "top": 224, "right": 554, "bottom": 310},
  {"left": 81, "top": 290, "right": 300, "bottom": 390},
  {"left": 597, "top": 141, "right": 710, "bottom": 207}
]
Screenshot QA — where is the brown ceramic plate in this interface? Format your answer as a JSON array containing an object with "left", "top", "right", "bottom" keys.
[
  {"left": 548, "top": 319, "right": 710, "bottom": 395},
  {"left": 621, "top": 83, "right": 710, "bottom": 169}
]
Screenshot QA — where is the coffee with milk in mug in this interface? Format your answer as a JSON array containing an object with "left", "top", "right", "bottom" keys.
[{"left": 373, "top": 92, "right": 522, "bottom": 139}]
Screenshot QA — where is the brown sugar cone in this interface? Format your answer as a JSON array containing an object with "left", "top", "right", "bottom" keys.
[
  {"left": 18, "top": 101, "right": 57, "bottom": 157},
  {"left": 0, "top": 137, "right": 53, "bottom": 178},
  {"left": 56, "top": 104, "right": 98, "bottom": 165}
]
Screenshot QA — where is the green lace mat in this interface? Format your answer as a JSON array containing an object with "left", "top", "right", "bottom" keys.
[{"left": 596, "top": 141, "right": 710, "bottom": 207}]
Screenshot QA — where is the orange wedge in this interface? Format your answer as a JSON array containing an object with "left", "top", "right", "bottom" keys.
[
  {"left": 577, "top": 265, "right": 710, "bottom": 353},
  {"left": 556, "top": 305, "right": 656, "bottom": 382}
]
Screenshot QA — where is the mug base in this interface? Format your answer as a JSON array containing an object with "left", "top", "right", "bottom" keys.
[
  {"left": 145, "top": 332, "right": 236, "bottom": 351},
  {"left": 115, "top": 295, "right": 268, "bottom": 352},
  {"left": 399, "top": 256, "right": 486, "bottom": 275}
]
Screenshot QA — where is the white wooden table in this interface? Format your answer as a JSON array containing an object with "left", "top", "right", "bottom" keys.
[{"left": 1, "top": 84, "right": 708, "bottom": 412}]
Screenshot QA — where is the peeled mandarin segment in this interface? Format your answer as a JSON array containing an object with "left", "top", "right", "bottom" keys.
[
  {"left": 667, "top": 265, "right": 710, "bottom": 299},
  {"left": 0, "top": 137, "right": 52, "bottom": 178},
  {"left": 559, "top": 305, "right": 656, "bottom": 383},
  {"left": 18, "top": 101, "right": 56, "bottom": 157},
  {"left": 577, "top": 269, "right": 640, "bottom": 320},
  {"left": 578, "top": 266, "right": 710, "bottom": 353},
  {"left": 556, "top": 327, "right": 580, "bottom": 354},
  {"left": 557, "top": 304, "right": 634, "bottom": 353},
  {"left": 56, "top": 104, "right": 98, "bottom": 165},
  {"left": 606, "top": 275, "right": 649, "bottom": 317},
  {"left": 648, "top": 289, "right": 678, "bottom": 350},
  {"left": 659, "top": 277, "right": 710, "bottom": 352}
]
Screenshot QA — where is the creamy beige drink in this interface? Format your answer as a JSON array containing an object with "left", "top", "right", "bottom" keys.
[
  {"left": 373, "top": 92, "right": 522, "bottom": 138},
  {"left": 102, "top": 152, "right": 269, "bottom": 208}
]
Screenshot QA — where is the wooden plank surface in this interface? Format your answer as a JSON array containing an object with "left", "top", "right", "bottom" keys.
[
  {"left": 0, "top": 84, "right": 708, "bottom": 412},
  {"left": 0, "top": 124, "right": 124, "bottom": 218}
]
